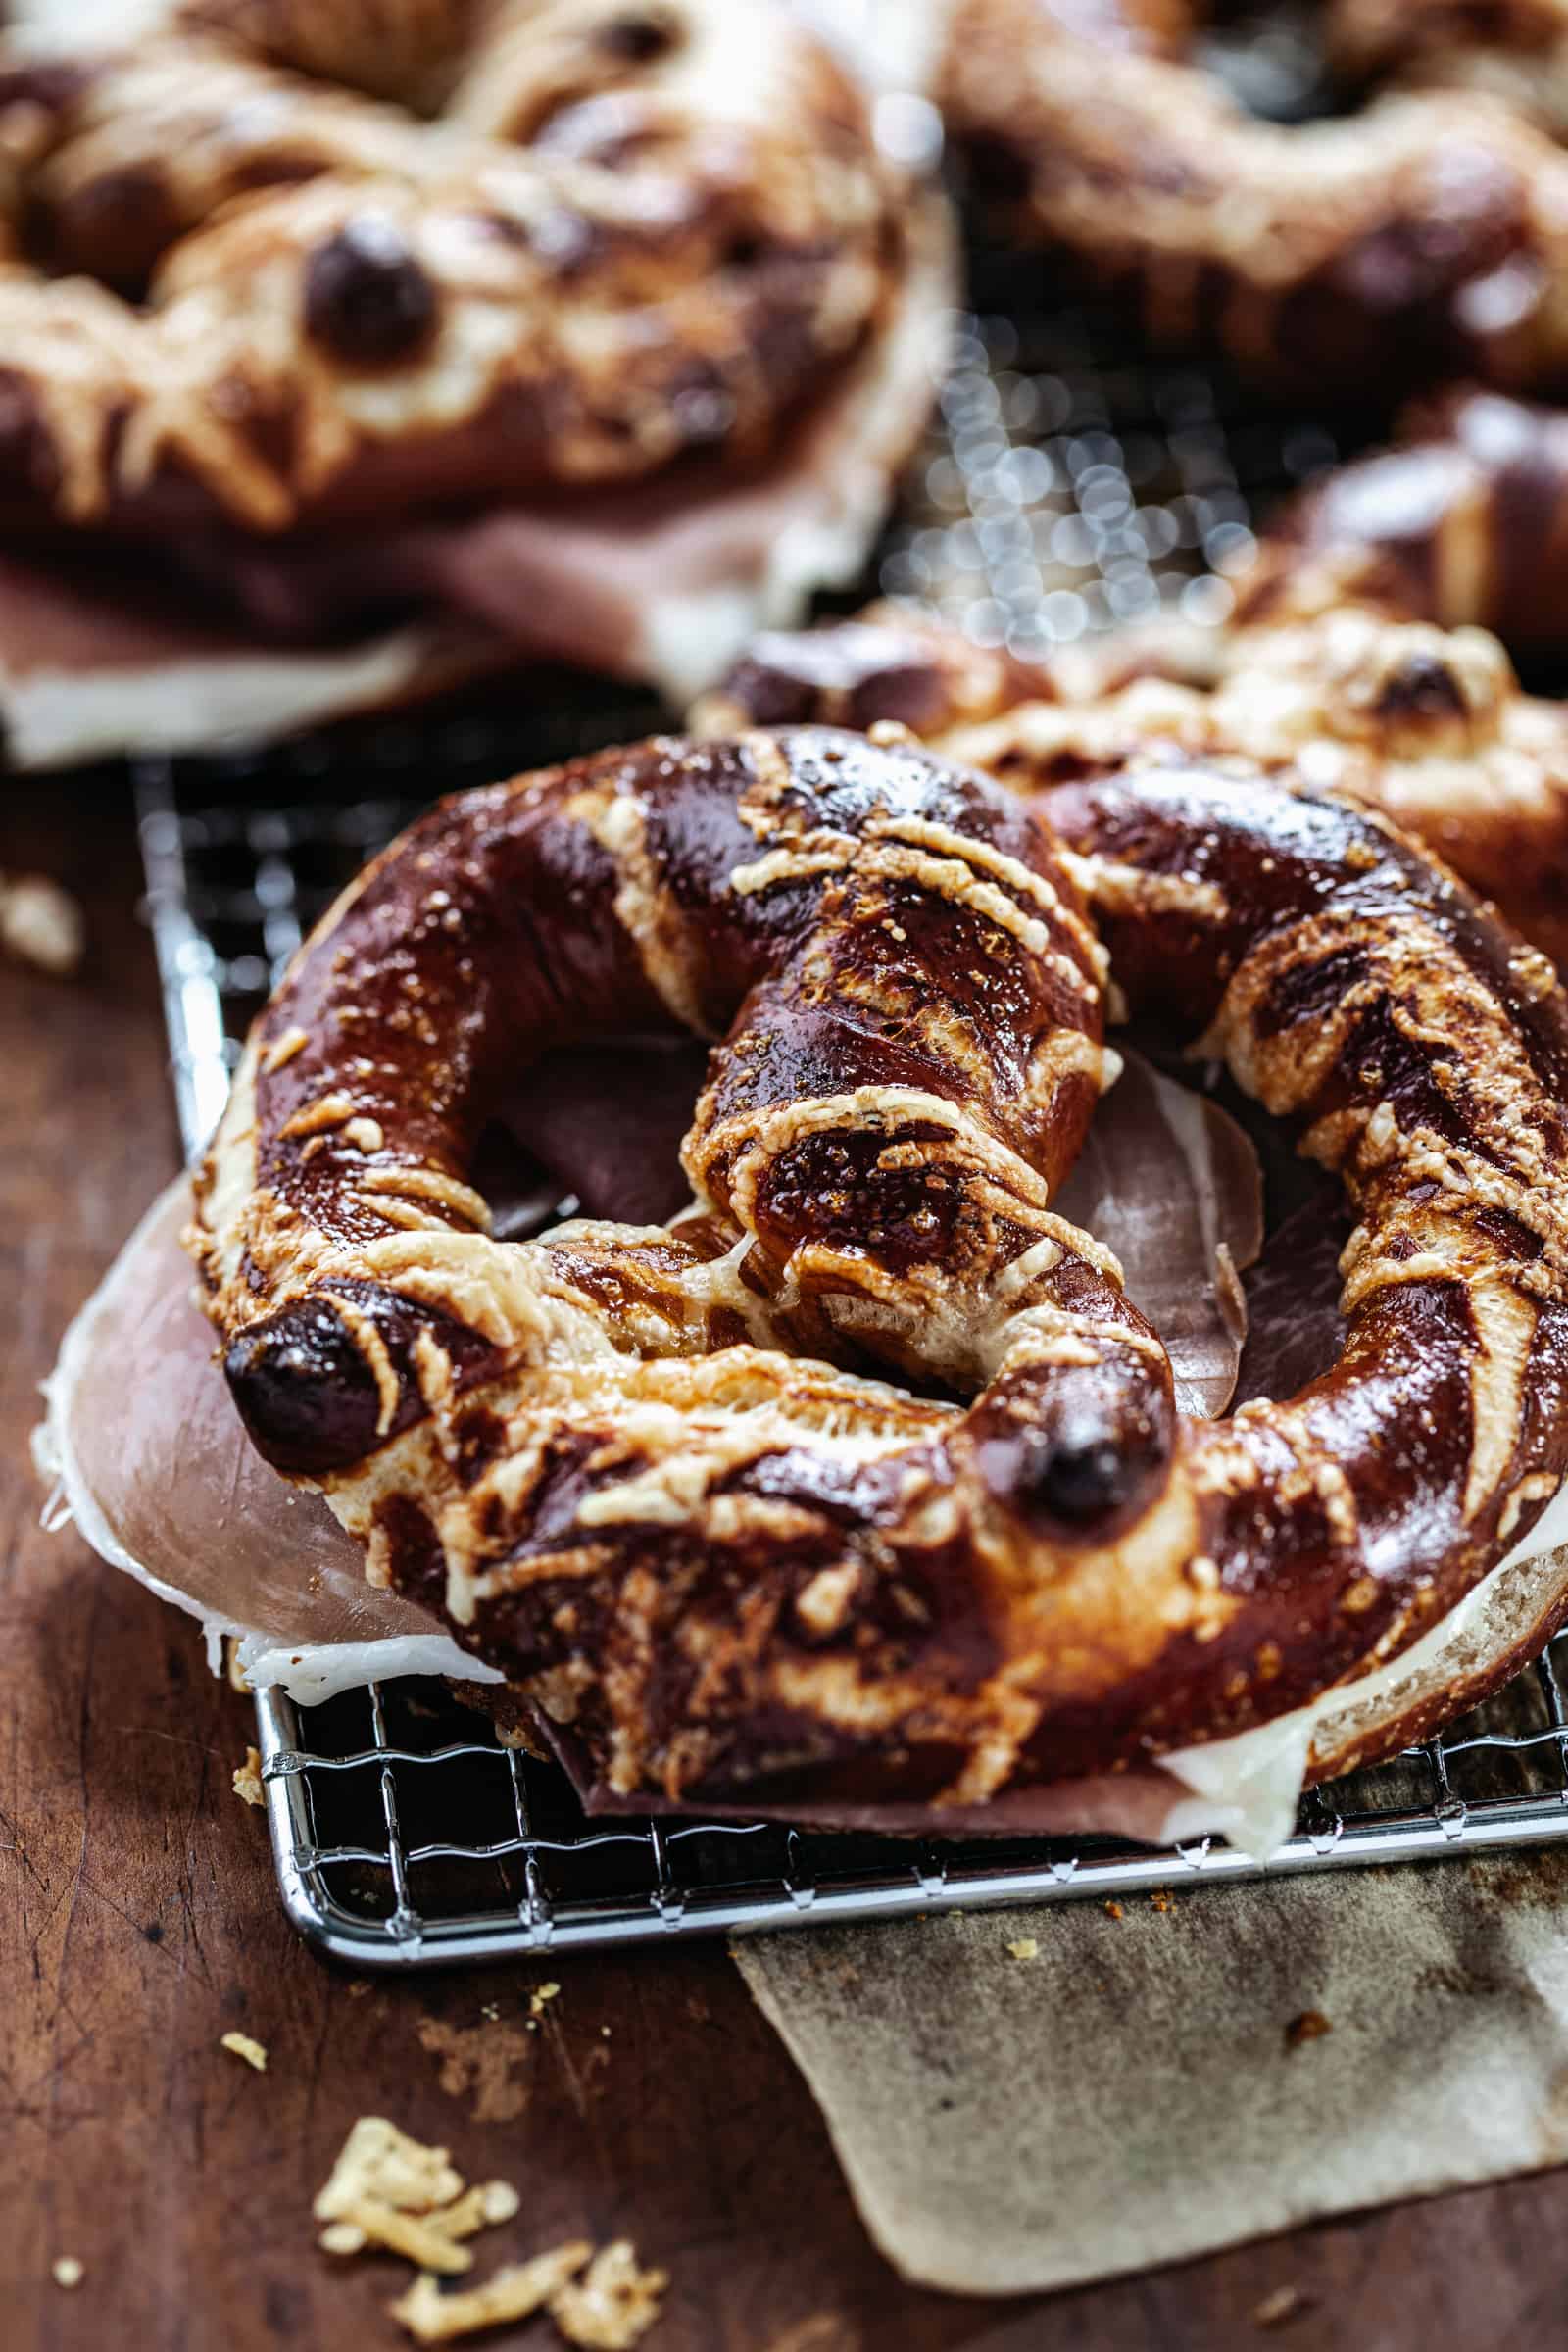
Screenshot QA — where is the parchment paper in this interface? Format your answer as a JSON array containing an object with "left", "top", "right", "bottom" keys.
[{"left": 734, "top": 1849, "right": 1568, "bottom": 2296}]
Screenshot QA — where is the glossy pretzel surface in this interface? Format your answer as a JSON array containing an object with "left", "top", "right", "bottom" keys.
[
  {"left": 0, "top": 0, "right": 898, "bottom": 532},
  {"left": 942, "top": 0, "right": 1568, "bottom": 397},
  {"left": 193, "top": 724, "right": 1568, "bottom": 1805}
]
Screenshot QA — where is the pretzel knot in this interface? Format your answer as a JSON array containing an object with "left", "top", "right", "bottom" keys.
[
  {"left": 192, "top": 728, "right": 1568, "bottom": 1807},
  {"left": 0, "top": 0, "right": 898, "bottom": 533},
  {"left": 942, "top": 0, "right": 1568, "bottom": 398}
]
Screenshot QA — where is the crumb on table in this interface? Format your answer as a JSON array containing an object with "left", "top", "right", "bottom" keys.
[
  {"left": 232, "top": 1746, "right": 266, "bottom": 1808},
  {"left": 389, "top": 2242, "right": 592, "bottom": 2343},
  {"left": 1252, "top": 2282, "right": 1310, "bottom": 2328},
  {"left": 551, "top": 2240, "right": 669, "bottom": 2350},
  {"left": 1285, "top": 2010, "right": 1332, "bottom": 2051},
  {"left": 0, "top": 871, "right": 84, "bottom": 976}
]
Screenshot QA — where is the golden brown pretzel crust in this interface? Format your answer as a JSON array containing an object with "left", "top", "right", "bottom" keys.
[
  {"left": 941, "top": 0, "right": 1568, "bottom": 397},
  {"left": 175, "top": 0, "right": 483, "bottom": 111},
  {"left": 1237, "top": 387, "right": 1568, "bottom": 653},
  {"left": 704, "top": 590, "right": 1568, "bottom": 974},
  {"left": 193, "top": 725, "right": 1568, "bottom": 1810},
  {"left": 0, "top": 0, "right": 900, "bottom": 533},
  {"left": 1328, "top": 1, "right": 1568, "bottom": 138}
]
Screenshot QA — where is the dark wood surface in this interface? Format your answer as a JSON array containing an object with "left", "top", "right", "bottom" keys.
[{"left": 6, "top": 768, "right": 1568, "bottom": 2352}]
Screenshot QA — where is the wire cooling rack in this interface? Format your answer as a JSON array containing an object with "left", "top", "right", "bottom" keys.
[{"left": 132, "top": 280, "right": 1568, "bottom": 1967}]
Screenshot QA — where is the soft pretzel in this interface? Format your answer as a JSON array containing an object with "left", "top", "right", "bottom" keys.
[
  {"left": 699, "top": 594, "right": 1568, "bottom": 972},
  {"left": 1328, "top": 0, "right": 1568, "bottom": 138},
  {"left": 191, "top": 725, "right": 1568, "bottom": 1808},
  {"left": 939, "top": 0, "right": 1568, "bottom": 396},
  {"left": 1235, "top": 386, "right": 1568, "bottom": 656},
  {"left": 0, "top": 0, "right": 900, "bottom": 533}
]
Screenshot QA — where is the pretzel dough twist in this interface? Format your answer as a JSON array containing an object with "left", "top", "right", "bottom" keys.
[
  {"left": 1328, "top": 1, "right": 1568, "bottom": 140},
  {"left": 1236, "top": 386, "right": 1568, "bottom": 656},
  {"left": 193, "top": 725, "right": 1568, "bottom": 1807},
  {"left": 0, "top": 0, "right": 899, "bottom": 532},
  {"left": 699, "top": 586, "right": 1568, "bottom": 973},
  {"left": 940, "top": 0, "right": 1568, "bottom": 396}
]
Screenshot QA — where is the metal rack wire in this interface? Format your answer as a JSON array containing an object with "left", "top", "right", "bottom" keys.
[{"left": 133, "top": 285, "right": 1568, "bottom": 1968}]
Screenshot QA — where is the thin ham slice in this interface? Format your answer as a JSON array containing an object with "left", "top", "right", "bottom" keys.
[{"left": 1054, "top": 1053, "right": 1261, "bottom": 1418}]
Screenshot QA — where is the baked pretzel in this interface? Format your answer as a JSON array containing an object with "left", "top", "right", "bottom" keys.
[
  {"left": 1328, "top": 1, "right": 1568, "bottom": 139},
  {"left": 1236, "top": 386, "right": 1568, "bottom": 656},
  {"left": 939, "top": 0, "right": 1568, "bottom": 396},
  {"left": 0, "top": 0, "right": 899, "bottom": 532},
  {"left": 192, "top": 725, "right": 1568, "bottom": 1808},
  {"left": 697, "top": 594, "right": 1568, "bottom": 972}
]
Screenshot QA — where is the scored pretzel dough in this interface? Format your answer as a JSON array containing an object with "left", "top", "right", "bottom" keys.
[{"left": 190, "top": 725, "right": 1568, "bottom": 1811}]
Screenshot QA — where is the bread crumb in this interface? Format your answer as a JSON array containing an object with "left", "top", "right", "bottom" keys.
[
  {"left": 551, "top": 2240, "right": 668, "bottom": 2350},
  {"left": 0, "top": 871, "right": 84, "bottom": 975},
  {"left": 319, "top": 2222, "right": 368, "bottom": 2257},
  {"left": 1252, "top": 2283, "right": 1309, "bottom": 2328},
  {"left": 220, "top": 2032, "right": 268, "bottom": 2073},
  {"left": 321, "top": 2197, "right": 483, "bottom": 2276},
  {"left": 389, "top": 2243, "right": 591, "bottom": 2343},
  {"left": 232, "top": 1747, "right": 266, "bottom": 1808},
  {"left": 1005, "top": 1937, "right": 1039, "bottom": 1961},
  {"left": 1285, "top": 2010, "right": 1332, "bottom": 2050},
  {"left": 529, "top": 1981, "right": 562, "bottom": 2019},
  {"left": 51, "top": 2259, "right": 84, "bottom": 2290},
  {"left": 316, "top": 2119, "right": 463, "bottom": 2227},
  {"left": 1103, "top": 1900, "right": 1123, "bottom": 1920},
  {"left": 319, "top": 2180, "right": 517, "bottom": 2263}
]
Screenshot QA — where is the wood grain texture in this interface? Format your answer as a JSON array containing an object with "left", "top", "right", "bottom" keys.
[{"left": 5, "top": 770, "right": 1568, "bottom": 2352}]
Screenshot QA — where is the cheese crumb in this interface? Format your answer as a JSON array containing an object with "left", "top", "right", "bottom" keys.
[
  {"left": 220, "top": 2031, "right": 269, "bottom": 2073},
  {"left": 1103, "top": 1900, "right": 1124, "bottom": 1920},
  {"left": 1252, "top": 2283, "right": 1309, "bottom": 2328},
  {"left": 321, "top": 2198, "right": 474, "bottom": 2276},
  {"left": 262, "top": 1025, "right": 311, "bottom": 1073},
  {"left": 0, "top": 872, "right": 84, "bottom": 975},
  {"left": 528, "top": 1981, "right": 562, "bottom": 2020},
  {"left": 389, "top": 2243, "right": 592, "bottom": 2343},
  {"left": 551, "top": 2240, "right": 669, "bottom": 2350},
  {"left": 232, "top": 1747, "right": 266, "bottom": 1808},
  {"left": 51, "top": 2259, "right": 84, "bottom": 2290},
  {"left": 316, "top": 2119, "right": 463, "bottom": 2226},
  {"left": 1005, "top": 1936, "right": 1039, "bottom": 1961},
  {"left": 321, "top": 2180, "right": 518, "bottom": 2263}
]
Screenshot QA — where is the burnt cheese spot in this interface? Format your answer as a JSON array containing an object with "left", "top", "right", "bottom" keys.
[
  {"left": 599, "top": 11, "right": 678, "bottom": 62},
  {"left": 1373, "top": 653, "right": 1469, "bottom": 724},
  {"left": 304, "top": 216, "right": 437, "bottom": 366}
]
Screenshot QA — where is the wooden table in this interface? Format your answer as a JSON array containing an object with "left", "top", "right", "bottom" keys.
[{"left": 6, "top": 767, "right": 1568, "bottom": 2352}]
